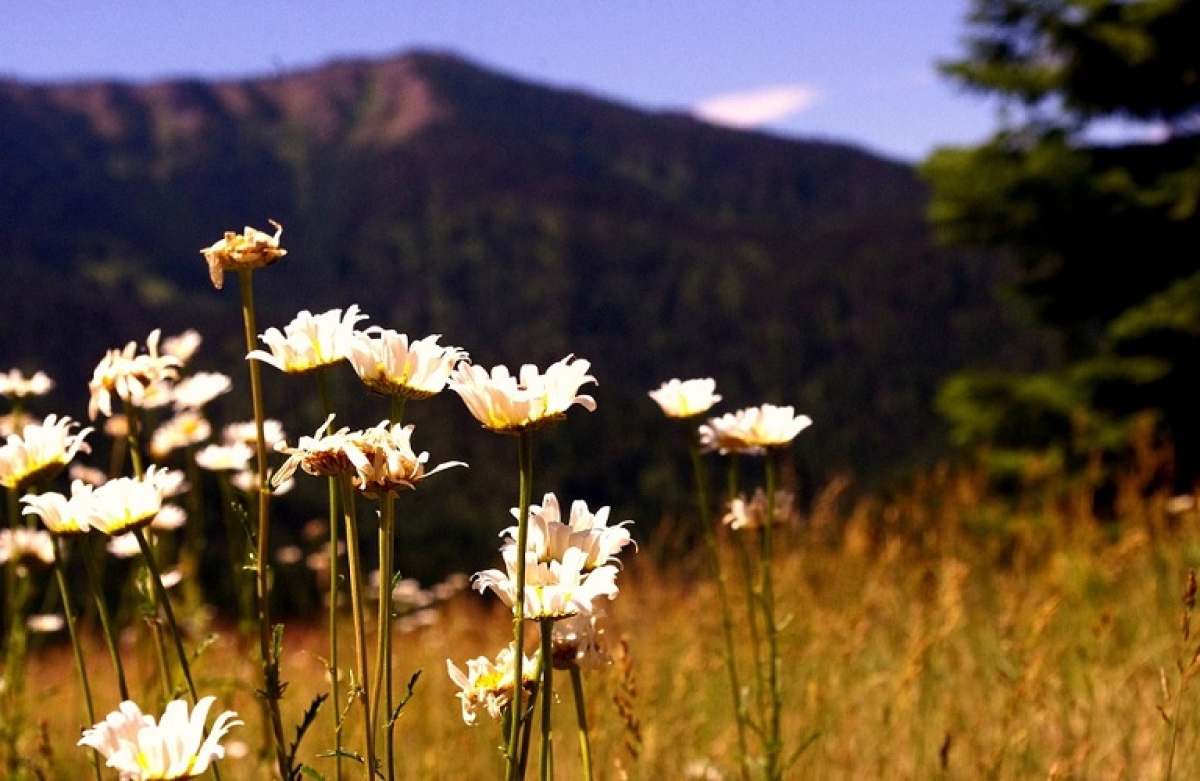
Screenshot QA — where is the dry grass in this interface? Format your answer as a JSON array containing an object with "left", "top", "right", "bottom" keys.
[{"left": 8, "top": 466, "right": 1200, "bottom": 779}]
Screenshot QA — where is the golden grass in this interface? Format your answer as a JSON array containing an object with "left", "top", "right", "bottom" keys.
[{"left": 9, "top": 467, "right": 1200, "bottom": 779}]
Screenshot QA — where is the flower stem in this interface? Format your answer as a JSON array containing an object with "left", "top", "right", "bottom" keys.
[
  {"left": 81, "top": 534, "right": 128, "bottom": 700},
  {"left": 539, "top": 620, "right": 554, "bottom": 781},
  {"left": 374, "top": 496, "right": 396, "bottom": 780},
  {"left": 761, "top": 451, "right": 783, "bottom": 780},
  {"left": 506, "top": 429, "right": 535, "bottom": 781},
  {"left": 53, "top": 538, "right": 101, "bottom": 781},
  {"left": 133, "top": 527, "right": 198, "bottom": 702},
  {"left": 688, "top": 426, "right": 751, "bottom": 781},
  {"left": 238, "top": 268, "right": 290, "bottom": 780},
  {"left": 313, "top": 368, "right": 344, "bottom": 781},
  {"left": 569, "top": 665, "right": 593, "bottom": 781},
  {"left": 340, "top": 476, "right": 376, "bottom": 776}
]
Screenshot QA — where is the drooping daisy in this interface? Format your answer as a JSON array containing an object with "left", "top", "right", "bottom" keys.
[
  {"left": 270, "top": 415, "right": 355, "bottom": 487},
  {"left": 446, "top": 644, "right": 538, "bottom": 725},
  {"left": 87, "top": 329, "right": 182, "bottom": 420},
  {"left": 551, "top": 610, "right": 609, "bottom": 671},
  {"left": 448, "top": 355, "right": 596, "bottom": 434},
  {"left": 78, "top": 696, "right": 242, "bottom": 780},
  {"left": 348, "top": 328, "right": 469, "bottom": 400},
  {"left": 698, "top": 403, "right": 813, "bottom": 455},
  {"left": 200, "top": 220, "right": 286, "bottom": 290},
  {"left": 246, "top": 305, "right": 368, "bottom": 374},
  {"left": 648, "top": 378, "right": 722, "bottom": 419},
  {"left": 341, "top": 420, "right": 465, "bottom": 497},
  {"left": 0, "top": 414, "right": 92, "bottom": 490}
]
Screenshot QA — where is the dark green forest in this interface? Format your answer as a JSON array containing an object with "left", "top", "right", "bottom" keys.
[{"left": 0, "top": 51, "right": 1053, "bottom": 578}]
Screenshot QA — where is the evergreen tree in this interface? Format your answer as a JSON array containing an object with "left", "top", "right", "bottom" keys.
[{"left": 923, "top": 0, "right": 1200, "bottom": 488}]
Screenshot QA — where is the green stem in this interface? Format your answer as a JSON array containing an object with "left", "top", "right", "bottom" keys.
[
  {"left": 761, "top": 451, "right": 782, "bottom": 780},
  {"left": 539, "top": 620, "right": 554, "bottom": 781},
  {"left": 82, "top": 534, "right": 129, "bottom": 700},
  {"left": 134, "top": 527, "right": 198, "bottom": 703},
  {"left": 688, "top": 427, "right": 751, "bottom": 781},
  {"left": 54, "top": 538, "right": 101, "bottom": 781},
  {"left": 313, "top": 369, "right": 344, "bottom": 781},
  {"left": 340, "top": 476, "right": 376, "bottom": 776},
  {"left": 373, "top": 496, "right": 395, "bottom": 780},
  {"left": 123, "top": 406, "right": 144, "bottom": 479},
  {"left": 238, "top": 268, "right": 290, "bottom": 780},
  {"left": 569, "top": 665, "right": 593, "bottom": 781},
  {"left": 506, "top": 430, "right": 535, "bottom": 781}
]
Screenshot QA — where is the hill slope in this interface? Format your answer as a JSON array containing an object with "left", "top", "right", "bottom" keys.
[{"left": 0, "top": 51, "right": 1050, "bottom": 574}]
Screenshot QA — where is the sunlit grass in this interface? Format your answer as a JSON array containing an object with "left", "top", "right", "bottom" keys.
[{"left": 9, "top": 464, "right": 1200, "bottom": 779}]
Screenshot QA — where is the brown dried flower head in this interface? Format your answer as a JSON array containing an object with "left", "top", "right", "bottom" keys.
[{"left": 200, "top": 220, "right": 287, "bottom": 289}]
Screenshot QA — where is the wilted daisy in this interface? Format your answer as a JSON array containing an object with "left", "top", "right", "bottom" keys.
[
  {"left": 449, "top": 355, "right": 597, "bottom": 434},
  {"left": 0, "top": 527, "right": 55, "bottom": 571},
  {"left": 0, "top": 414, "right": 92, "bottom": 491},
  {"left": 247, "top": 305, "right": 368, "bottom": 375},
  {"left": 699, "top": 403, "right": 813, "bottom": 455},
  {"left": 87, "top": 329, "right": 182, "bottom": 420},
  {"left": 0, "top": 369, "right": 54, "bottom": 399},
  {"left": 78, "top": 696, "right": 242, "bottom": 780},
  {"left": 21, "top": 480, "right": 97, "bottom": 536},
  {"left": 501, "top": 493, "right": 634, "bottom": 571},
  {"left": 270, "top": 415, "right": 355, "bottom": 487},
  {"left": 342, "top": 420, "right": 466, "bottom": 497},
  {"left": 723, "top": 488, "right": 799, "bottom": 531},
  {"left": 348, "top": 328, "right": 469, "bottom": 399},
  {"left": 200, "top": 220, "right": 286, "bottom": 290},
  {"left": 446, "top": 644, "right": 538, "bottom": 725},
  {"left": 171, "top": 372, "right": 233, "bottom": 410},
  {"left": 86, "top": 465, "right": 177, "bottom": 535},
  {"left": 648, "top": 378, "right": 722, "bottom": 419},
  {"left": 474, "top": 546, "right": 620, "bottom": 621},
  {"left": 150, "top": 411, "right": 212, "bottom": 459}
]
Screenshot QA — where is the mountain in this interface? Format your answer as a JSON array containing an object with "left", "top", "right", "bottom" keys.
[{"left": 0, "top": 51, "right": 1051, "bottom": 576}]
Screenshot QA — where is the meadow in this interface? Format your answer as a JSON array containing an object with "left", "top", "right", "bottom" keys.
[{"left": 2, "top": 225, "right": 1197, "bottom": 780}]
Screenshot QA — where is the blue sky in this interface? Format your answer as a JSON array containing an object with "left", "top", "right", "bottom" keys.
[{"left": 1, "top": 1, "right": 1000, "bottom": 162}]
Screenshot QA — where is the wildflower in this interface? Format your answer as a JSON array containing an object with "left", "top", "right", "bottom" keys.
[
  {"left": 200, "top": 220, "right": 286, "bottom": 290},
  {"left": 78, "top": 696, "right": 242, "bottom": 780},
  {"left": 0, "top": 527, "right": 55, "bottom": 571},
  {"left": 194, "top": 441, "right": 255, "bottom": 473},
  {"left": 446, "top": 644, "right": 538, "bottom": 725},
  {"left": 160, "top": 330, "right": 203, "bottom": 365},
  {"left": 87, "top": 330, "right": 182, "bottom": 420},
  {"left": 648, "top": 378, "right": 722, "bottom": 418},
  {"left": 348, "top": 328, "right": 469, "bottom": 399},
  {"left": 270, "top": 415, "right": 355, "bottom": 487},
  {"left": 222, "top": 419, "right": 286, "bottom": 449},
  {"left": 448, "top": 355, "right": 596, "bottom": 434},
  {"left": 150, "top": 411, "right": 212, "bottom": 459},
  {"left": 722, "top": 488, "right": 799, "bottom": 531},
  {"left": 474, "top": 546, "right": 620, "bottom": 621},
  {"left": 341, "top": 420, "right": 465, "bottom": 497},
  {"left": 501, "top": 493, "right": 634, "bottom": 570},
  {"left": 551, "top": 610, "right": 609, "bottom": 670},
  {"left": 699, "top": 403, "right": 812, "bottom": 455},
  {"left": 0, "top": 369, "right": 54, "bottom": 399},
  {"left": 21, "top": 480, "right": 97, "bottom": 536},
  {"left": 171, "top": 372, "right": 232, "bottom": 410},
  {"left": 246, "top": 305, "right": 368, "bottom": 374},
  {"left": 0, "top": 414, "right": 92, "bottom": 490},
  {"left": 86, "top": 465, "right": 176, "bottom": 535}
]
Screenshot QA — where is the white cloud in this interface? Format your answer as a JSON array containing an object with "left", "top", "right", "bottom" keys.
[{"left": 692, "top": 84, "right": 822, "bottom": 129}]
